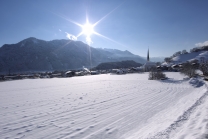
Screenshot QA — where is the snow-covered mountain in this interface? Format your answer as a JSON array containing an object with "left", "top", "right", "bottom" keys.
[
  {"left": 172, "top": 51, "right": 208, "bottom": 63},
  {"left": 0, "top": 37, "right": 146, "bottom": 73},
  {"left": 162, "top": 50, "right": 208, "bottom": 66}
]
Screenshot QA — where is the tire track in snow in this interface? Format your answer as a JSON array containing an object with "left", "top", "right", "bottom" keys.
[
  {"left": 0, "top": 85, "right": 184, "bottom": 138},
  {"left": 0, "top": 82, "right": 148, "bottom": 129},
  {"left": 148, "top": 84, "right": 208, "bottom": 139},
  {"left": 0, "top": 80, "right": 141, "bottom": 117},
  {"left": 50, "top": 84, "right": 188, "bottom": 139},
  {"left": 0, "top": 74, "right": 197, "bottom": 139},
  {"left": 80, "top": 90, "right": 177, "bottom": 139},
  {"left": 0, "top": 80, "right": 161, "bottom": 138},
  {"left": 39, "top": 87, "right": 167, "bottom": 139}
]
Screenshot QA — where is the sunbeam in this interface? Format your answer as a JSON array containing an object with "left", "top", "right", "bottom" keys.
[
  {"left": 76, "top": 32, "right": 83, "bottom": 38},
  {"left": 94, "top": 32, "right": 126, "bottom": 48},
  {"left": 93, "top": 1, "right": 125, "bottom": 27},
  {"left": 50, "top": 11, "right": 83, "bottom": 27}
]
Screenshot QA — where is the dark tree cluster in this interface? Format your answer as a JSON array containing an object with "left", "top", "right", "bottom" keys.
[
  {"left": 149, "top": 68, "right": 166, "bottom": 80},
  {"left": 179, "top": 62, "right": 197, "bottom": 78},
  {"left": 173, "top": 51, "right": 181, "bottom": 57},
  {"left": 181, "top": 50, "right": 188, "bottom": 54},
  {"left": 190, "top": 45, "right": 208, "bottom": 53},
  {"left": 164, "top": 57, "right": 172, "bottom": 63},
  {"left": 199, "top": 58, "right": 208, "bottom": 76}
]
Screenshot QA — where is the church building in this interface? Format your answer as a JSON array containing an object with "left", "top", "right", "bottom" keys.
[{"left": 143, "top": 48, "right": 156, "bottom": 71}]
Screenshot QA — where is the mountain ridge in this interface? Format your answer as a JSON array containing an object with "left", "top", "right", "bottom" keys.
[{"left": 0, "top": 37, "right": 146, "bottom": 73}]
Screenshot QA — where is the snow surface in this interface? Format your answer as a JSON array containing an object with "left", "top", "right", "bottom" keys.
[
  {"left": 0, "top": 72, "right": 208, "bottom": 139},
  {"left": 171, "top": 51, "right": 203, "bottom": 63},
  {"left": 162, "top": 51, "right": 208, "bottom": 67},
  {"left": 171, "top": 51, "right": 208, "bottom": 64},
  {"left": 196, "top": 51, "right": 208, "bottom": 61}
]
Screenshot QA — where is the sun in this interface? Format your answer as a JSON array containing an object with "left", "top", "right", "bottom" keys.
[{"left": 82, "top": 23, "right": 94, "bottom": 36}]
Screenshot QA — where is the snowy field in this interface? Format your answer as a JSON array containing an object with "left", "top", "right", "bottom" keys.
[{"left": 0, "top": 72, "right": 208, "bottom": 139}]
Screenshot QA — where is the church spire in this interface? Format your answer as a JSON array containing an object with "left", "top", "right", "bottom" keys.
[{"left": 147, "top": 48, "right": 149, "bottom": 61}]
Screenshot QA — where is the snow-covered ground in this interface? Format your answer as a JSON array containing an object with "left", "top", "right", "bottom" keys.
[
  {"left": 171, "top": 51, "right": 205, "bottom": 63},
  {"left": 0, "top": 72, "right": 207, "bottom": 139},
  {"left": 163, "top": 51, "right": 208, "bottom": 66}
]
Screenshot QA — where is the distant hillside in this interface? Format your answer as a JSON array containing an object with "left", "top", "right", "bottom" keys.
[
  {"left": 171, "top": 51, "right": 207, "bottom": 63},
  {"left": 161, "top": 44, "right": 208, "bottom": 67},
  {"left": 0, "top": 37, "right": 146, "bottom": 74},
  {"left": 94, "top": 60, "right": 142, "bottom": 70},
  {"left": 96, "top": 48, "right": 146, "bottom": 63},
  {"left": 162, "top": 50, "right": 208, "bottom": 66}
]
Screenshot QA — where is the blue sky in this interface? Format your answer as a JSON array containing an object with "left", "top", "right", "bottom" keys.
[{"left": 0, "top": 0, "right": 208, "bottom": 57}]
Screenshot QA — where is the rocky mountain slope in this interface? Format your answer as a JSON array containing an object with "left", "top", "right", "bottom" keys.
[{"left": 0, "top": 37, "right": 146, "bottom": 73}]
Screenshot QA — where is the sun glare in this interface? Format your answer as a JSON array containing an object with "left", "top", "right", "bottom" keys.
[
  {"left": 53, "top": 2, "right": 125, "bottom": 46},
  {"left": 82, "top": 23, "right": 94, "bottom": 36}
]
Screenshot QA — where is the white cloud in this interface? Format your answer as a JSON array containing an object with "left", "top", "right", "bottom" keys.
[
  {"left": 65, "top": 32, "right": 77, "bottom": 40},
  {"left": 195, "top": 40, "right": 208, "bottom": 47},
  {"left": 59, "top": 29, "right": 62, "bottom": 32}
]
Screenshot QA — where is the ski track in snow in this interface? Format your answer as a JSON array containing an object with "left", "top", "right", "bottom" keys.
[{"left": 0, "top": 73, "right": 207, "bottom": 139}]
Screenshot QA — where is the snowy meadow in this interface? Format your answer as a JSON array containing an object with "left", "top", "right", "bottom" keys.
[{"left": 0, "top": 72, "right": 208, "bottom": 139}]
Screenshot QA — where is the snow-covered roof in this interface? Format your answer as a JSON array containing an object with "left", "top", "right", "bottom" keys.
[{"left": 65, "top": 71, "right": 72, "bottom": 74}]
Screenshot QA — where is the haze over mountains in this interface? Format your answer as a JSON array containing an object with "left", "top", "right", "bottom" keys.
[{"left": 0, "top": 37, "right": 147, "bottom": 73}]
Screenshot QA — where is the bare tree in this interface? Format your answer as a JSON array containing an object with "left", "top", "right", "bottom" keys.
[
  {"left": 201, "top": 45, "right": 208, "bottom": 50},
  {"left": 173, "top": 51, "right": 181, "bottom": 57},
  {"left": 156, "top": 62, "right": 161, "bottom": 66},
  {"left": 164, "top": 57, "right": 171, "bottom": 63},
  {"left": 181, "top": 50, "right": 188, "bottom": 54},
  {"left": 180, "top": 62, "right": 197, "bottom": 78},
  {"left": 200, "top": 57, "right": 205, "bottom": 63},
  {"left": 199, "top": 59, "right": 208, "bottom": 76},
  {"left": 149, "top": 67, "right": 166, "bottom": 80},
  {"left": 190, "top": 48, "right": 200, "bottom": 53}
]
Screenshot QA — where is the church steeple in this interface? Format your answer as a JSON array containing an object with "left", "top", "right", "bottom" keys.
[{"left": 147, "top": 48, "right": 149, "bottom": 61}]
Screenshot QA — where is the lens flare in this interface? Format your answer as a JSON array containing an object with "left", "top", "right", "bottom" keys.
[
  {"left": 51, "top": 1, "right": 125, "bottom": 47},
  {"left": 82, "top": 23, "right": 94, "bottom": 36}
]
